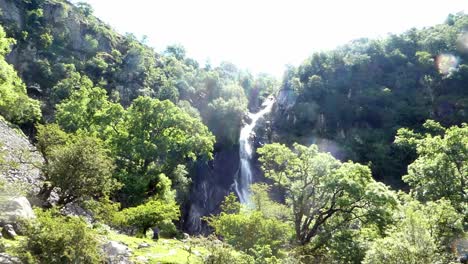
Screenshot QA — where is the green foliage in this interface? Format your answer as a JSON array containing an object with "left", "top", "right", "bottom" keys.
[
  {"left": 83, "top": 196, "right": 121, "bottom": 225},
  {"left": 76, "top": 2, "right": 93, "bottom": 16},
  {"left": 117, "top": 198, "right": 180, "bottom": 237},
  {"left": 208, "top": 190, "right": 292, "bottom": 260},
  {"left": 0, "top": 26, "right": 41, "bottom": 124},
  {"left": 35, "top": 123, "right": 69, "bottom": 156},
  {"left": 38, "top": 32, "right": 53, "bottom": 48},
  {"left": 273, "top": 14, "right": 468, "bottom": 185},
  {"left": 37, "top": 126, "right": 120, "bottom": 205},
  {"left": 56, "top": 85, "right": 123, "bottom": 136},
  {"left": 208, "top": 210, "right": 291, "bottom": 257},
  {"left": 250, "top": 183, "right": 290, "bottom": 221},
  {"left": 220, "top": 192, "right": 241, "bottom": 214},
  {"left": 165, "top": 44, "right": 186, "bottom": 60},
  {"left": 198, "top": 235, "right": 254, "bottom": 264},
  {"left": 19, "top": 209, "right": 102, "bottom": 264},
  {"left": 207, "top": 97, "right": 247, "bottom": 147},
  {"left": 112, "top": 96, "right": 214, "bottom": 204},
  {"left": 51, "top": 70, "right": 93, "bottom": 104},
  {"left": 395, "top": 120, "right": 467, "bottom": 212},
  {"left": 171, "top": 164, "right": 191, "bottom": 204},
  {"left": 258, "top": 143, "right": 397, "bottom": 250},
  {"left": 363, "top": 198, "right": 463, "bottom": 263}
]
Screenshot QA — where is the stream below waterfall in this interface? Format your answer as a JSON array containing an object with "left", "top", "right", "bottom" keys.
[{"left": 234, "top": 97, "right": 275, "bottom": 204}]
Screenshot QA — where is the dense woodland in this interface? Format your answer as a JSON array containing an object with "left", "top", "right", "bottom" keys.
[{"left": 0, "top": 0, "right": 466, "bottom": 263}]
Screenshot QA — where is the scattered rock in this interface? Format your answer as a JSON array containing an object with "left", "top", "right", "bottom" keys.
[
  {"left": 0, "top": 118, "right": 44, "bottom": 199},
  {"left": 0, "top": 196, "right": 35, "bottom": 225},
  {"left": 61, "top": 202, "right": 94, "bottom": 223},
  {"left": 102, "top": 241, "right": 133, "bottom": 264},
  {"left": 183, "top": 233, "right": 190, "bottom": 240},
  {"left": 137, "top": 243, "right": 150, "bottom": 249},
  {"left": 0, "top": 253, "right": 22, "bottom": 264},
  {"left": 135, "top": 256, "right": 148, "bottom": 263},
  {"left": 1, "top": 224, "right": 17, "bottom": 240}
]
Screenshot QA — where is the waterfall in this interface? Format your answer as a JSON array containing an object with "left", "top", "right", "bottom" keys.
[{"left": 234, "top": 97, "right": 275, "bottom": 204}]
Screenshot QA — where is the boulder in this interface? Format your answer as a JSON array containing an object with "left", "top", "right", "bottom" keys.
[
  {"left": 1, "top": 224, "right": 17, "bottom": 240},
  {"left": 0, "top": 253, "right": 22, "bottom": 264},
  {"left": 135, "top": 256, "right": 149, "bottom": 263},
  {"left": 61, "top": 202, "right": 94, "bottom": 223},
  {"left": 137, "top": 243, "right": 150, "bottom": 249},
  {"left": 102, "top": 241, "right": 133, "bottom": 264},
  {"left": 0, "top": 196, "right": 35, "bottom": 225}
]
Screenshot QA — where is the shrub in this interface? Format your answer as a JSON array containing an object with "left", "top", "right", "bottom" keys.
[
  {"left": 19, "top": 209, "right": 102, "bottom": 264},
  {"left": 117, "top": 199, "right": 180, "bottom": 237}
]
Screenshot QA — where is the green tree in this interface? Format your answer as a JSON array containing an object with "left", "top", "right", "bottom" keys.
[
  {"left": 112, "top": 96, "right": 214, "bottom": 204},
  {"left": 250, "top": 183, "right": 290, "bottom": 221},
  {"left": 208, "top": 189, "right": 291, "bottom": 260},
  {"left": 395, "top": 120, "right": 467, "bottom": 212},
  {"left": 363, "top": 198, "right": 463, "bottom": 263},
  {"left": 258, "top": 143, "right": 397, "bottom": 249},
  {"left": 118, "top": 198, "right": 180, "bottom": 237},
  {"left": 39, "top": 131, "right": 120, "bottom": 205},
  {"left": 208, "top": 210, "right": 291, "bottom": 257},
  {"left": 0, "top": 26, "right": 41, "bottom": 124},
  {"left": 207, "top": 97, "right": 246, "bottom": 147},
  {"left": 55, "top": 86, "right": 124, "bottom": 137},
  {"left": 51, "top": 70, "right": 93, "bottom": 104},
  {"left": 20, "top": 209, "right": 102, "bottom": 264}
]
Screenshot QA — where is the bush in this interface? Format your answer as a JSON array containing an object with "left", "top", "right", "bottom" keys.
[
  {"left": 208, "top": 210, "right": 291, "bottom": 257},
  {"left": 19, "top": 209, "right": 102, "bottom": 264},
  {"left": 43, "top": 134, "right": 120, "bottom": 205},
  {"left": 117, "top": 198, "right": 180, "bottom": 237},
  {"left": 198, "top": 235, "right": 254, "bottom": 264}
]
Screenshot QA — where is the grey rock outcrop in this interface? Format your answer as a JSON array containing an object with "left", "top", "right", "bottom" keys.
[
  {"left": 61, "top": 202, "right": 94, "bottom": 223},
  {"left": 0, "top": 253, "right": 22, "bottom": 264},
  {"left": 276, "top": 89, "right": 297, "bottom": 111},
  {"left": 0, "top": 118, "right": 44, "bottom": 199},
  {"left": 1, "top": 224, "right": 17, "bottom": 239},
  {"left": 0, "top": 196, "right": 35, "bottom": 225},
  {"left": 102, "top": 241, "right": 133, "bottom": 264},
  {"left": 184, "top": 148, "right": 239, "bottom": 234}
]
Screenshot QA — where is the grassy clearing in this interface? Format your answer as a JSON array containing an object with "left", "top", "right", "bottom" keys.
[{"left": 107, "top": 232, "right": 208, "bottom": 264}]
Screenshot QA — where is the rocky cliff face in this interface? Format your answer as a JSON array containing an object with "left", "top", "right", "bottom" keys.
[
  {"left": 0, "top": 117, "right": 43, "bottom": 200},
  {"left": 184, "top": 148, "right": 239, "bottom": 234}
]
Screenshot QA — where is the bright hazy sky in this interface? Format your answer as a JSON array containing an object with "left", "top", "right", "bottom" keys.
[{"left": 76, "top": 0, "right": 466, "bottom": 77}]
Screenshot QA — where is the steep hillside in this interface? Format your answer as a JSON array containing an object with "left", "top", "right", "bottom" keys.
[
  {"left": 270, "top": 14, "right": 468, "bottom": 186},
  {"left": 0, "top": 0, "right": 278, "bottom": 233}
]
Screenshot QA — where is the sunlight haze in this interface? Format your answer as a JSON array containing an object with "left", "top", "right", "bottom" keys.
[{"left": 75, "top": 0, "right": 466, "bottom": 76}]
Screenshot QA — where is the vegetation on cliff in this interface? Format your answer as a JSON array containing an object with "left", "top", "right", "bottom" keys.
[{"left": 0, "top": 0, "right": 466, "bottom": 263}]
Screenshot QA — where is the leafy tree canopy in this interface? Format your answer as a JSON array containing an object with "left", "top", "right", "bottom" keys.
[{"left": 258, "top": 143, "right": 397, "bottom": 248}]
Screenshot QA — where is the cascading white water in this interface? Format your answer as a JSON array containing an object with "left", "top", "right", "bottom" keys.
[{"left": 234, "top": 97, "right": 275, "bottom": 204}]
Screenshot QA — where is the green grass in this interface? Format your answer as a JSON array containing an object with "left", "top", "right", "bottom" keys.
[
  {"left": 1, "top": 235, "right": 25, "bottom": 256},
  {"left": 107, "top": 232, "right": 207, "bottom": 264}
]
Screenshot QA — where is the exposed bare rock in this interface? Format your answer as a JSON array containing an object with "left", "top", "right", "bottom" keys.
[
  {"left": 102, "top": 241, "right": 133, "bottom": 264},
  {"left": 0, "top": 118, "right": 44, "bottom": 199},
  {"left": 0, "top": 196, "right": 35, "bottom": 225},
  {"left": 1, "top": 224, "right": 17, "bottom": 240},
  {"left": 0, "top": 253, "right": 22, "bottom": 264}
]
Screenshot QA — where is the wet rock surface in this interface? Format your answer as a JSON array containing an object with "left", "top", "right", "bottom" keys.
[{"left": 184, "top": 148, "right": 239, "bottom": 234}]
